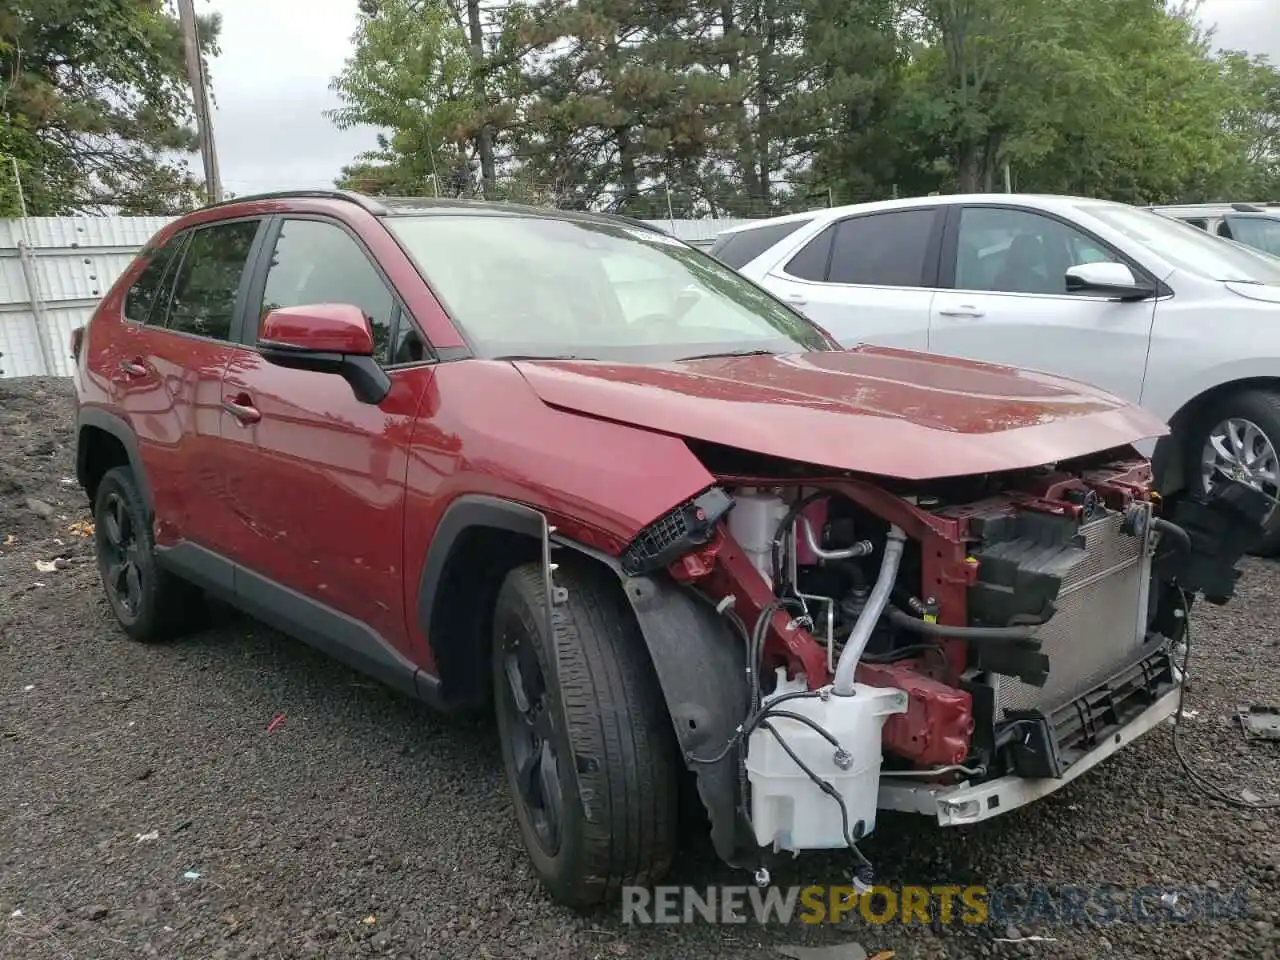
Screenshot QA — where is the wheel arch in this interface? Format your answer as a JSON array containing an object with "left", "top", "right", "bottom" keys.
[
  {"left": 1151, "top": 375, "right": 1280, "bottom": 496},
  {"left": 75, "top": 409, "right": 151, "bottom": 517},
  {"left": 417, "top": 495, "right": 752, "bottom": 866},
  {"left": 558, "top": 540, "right": 753, "bottom": 869},
  {"left": 417, "top": 495, "right": 546, "bottom": 710}
]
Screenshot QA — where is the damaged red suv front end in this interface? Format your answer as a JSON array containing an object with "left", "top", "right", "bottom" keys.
[
  {"left": 82, "top": 196, "right": 1264, "bottom": 910},
  {"left": 510, "top": 344, "right": 1269, "bottom": 884}
]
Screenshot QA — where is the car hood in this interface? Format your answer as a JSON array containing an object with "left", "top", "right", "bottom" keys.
[
  {"left": 511, "top": 346, "right": 1169, "bottom": 480},
  {"left": 1224, "top": 280, "right": 1280, "bottom": 303}
]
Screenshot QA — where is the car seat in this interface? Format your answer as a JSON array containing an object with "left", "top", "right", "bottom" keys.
[{"left": 992, "top": 233, "right": 1050, "bottom": 294}]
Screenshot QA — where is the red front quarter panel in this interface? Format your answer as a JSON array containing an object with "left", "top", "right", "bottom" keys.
[{"left": 402, "top": 360, "right": 716, "bottom": 669}]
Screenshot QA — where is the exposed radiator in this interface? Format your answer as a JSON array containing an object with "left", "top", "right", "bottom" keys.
[{"left": 996, "top": 509, "right": 1151, "bottom": 715}]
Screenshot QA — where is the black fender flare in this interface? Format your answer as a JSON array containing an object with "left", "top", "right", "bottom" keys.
[
  {"left": 416, "top": 494, "right": 547, "bottom": 639},
  {"left": 416, "top": 494, "right": 551, "bottom": 708},
  {"left": 75, "top": 408, "right": 153, "bottom": 518},
  {"left": 555, "top": 538, "right": 755, "bottom": 870}
]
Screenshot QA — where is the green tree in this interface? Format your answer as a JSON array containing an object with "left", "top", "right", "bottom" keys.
[
  {"left": 331, "top": 0, "right": 530, "bottom": 199},
  {"left": 1017, "top": 0, "right": 1256, "bottom": 202},
  {"left": 1216, "top": 50, "right": 1280, "bottom": 198},
  {"left": 878, "top": 0, "right": 1268, "bottom": 203},
  {"left": 800, "top": 0, "right": 907, "bottom": 205},
  {"left": 0, "top": 0, "right": 220, "bottom": 215},
  {"left": 330, "top": 0, "right": 1280, "bottom": 214},
  {"left": 504, "top": 0, "right": 743, "bottom": 215},
  {"left": 329, "top": 0, "right": 476, "bottom": 197}
]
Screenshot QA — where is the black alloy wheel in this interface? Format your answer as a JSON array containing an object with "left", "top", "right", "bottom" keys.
[
  {"left": 92, "top": 466, "right": 200, "bottom": 643},
  {"left": 496, "top": 612, "right": 566, "bottom": 856},
  {"left": 490, "top": 561, "right": 680, "bottom": 908},
  {"left": 97, "top": 488, "right": 143, "bottom": 623}
]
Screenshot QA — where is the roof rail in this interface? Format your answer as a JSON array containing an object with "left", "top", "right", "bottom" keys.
[
  {"left": 1231, "top": 202, "right": 1265, "bottom": 213},
  {"left": 200, "top": 189, "right": 389, "bottom": 215}
]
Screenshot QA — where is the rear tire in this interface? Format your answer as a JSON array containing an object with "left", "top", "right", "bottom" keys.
[
  {"left": 491, "top": 560, "right": 679, "bottom": 909},
  {"left": 1183, "top": 388, "right": 1280, "bottom": 556},
  {"left": 93, "top": 466, "right": 202, "bottom": 642}
]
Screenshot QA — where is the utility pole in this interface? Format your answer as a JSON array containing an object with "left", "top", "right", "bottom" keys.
[
  {"left": 465, "top": 0, "right": 496, "bottom": 199},
  {"left": 177, "top": 0, "right": 222, "bottom": 204}
]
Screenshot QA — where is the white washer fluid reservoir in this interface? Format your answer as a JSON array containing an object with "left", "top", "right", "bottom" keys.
[
  {"left": 746, "top": 684, "right": 908, "bottom": 852},
  {"left": 726, "top": 489, "right": 791, "bottom": 586}
]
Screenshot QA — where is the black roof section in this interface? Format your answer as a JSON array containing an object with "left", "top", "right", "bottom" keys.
[
  {"left": 199, "top": 189, "right": 671, "bottom": 235},
  {"left": 199, "top": 188, "right": 389, "bottom": 214}
]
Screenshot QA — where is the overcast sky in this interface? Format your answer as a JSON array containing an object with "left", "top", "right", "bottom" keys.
[{"left": 203, "top": 0, "right": 1280, "bottom": 197}]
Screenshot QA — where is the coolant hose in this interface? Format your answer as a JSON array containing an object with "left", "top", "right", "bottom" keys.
[
  {"left": 885, "top": 607, "right": 1039, "bottom": 641},
  {"left": 1151, "top": 517, "right": 1192, "bottom": 556},
  {"left": 833, "top": 524, "right": 906, "bottom": 696}
]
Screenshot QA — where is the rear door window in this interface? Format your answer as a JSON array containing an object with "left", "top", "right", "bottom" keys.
[
  {"left": 163, "top": 219, "right": 262, "bottom": 341},
  {"left": 708, "top": 219, "right": 812, "bottom": 268},
  {"left": 826, "top": 209, "right": 937, "bottom": 287}
]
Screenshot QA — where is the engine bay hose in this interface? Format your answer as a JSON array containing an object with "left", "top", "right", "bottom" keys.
[
  {"left": 885, "top": 607, "right": 1040, "bottom": 641},
  {"left": 1151, "top": 516, "right": 1192, "bottom": 556},
  {"left": 833, "top": 524, "right": 906, "bottom": 695}
]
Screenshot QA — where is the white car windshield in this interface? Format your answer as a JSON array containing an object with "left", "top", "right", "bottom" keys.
[
  {"left": 1079, "top": 203, "right": 1280, "bottom": 285},
  {"left": 385, "top": 214, "right": 834, "bottom": 362}
]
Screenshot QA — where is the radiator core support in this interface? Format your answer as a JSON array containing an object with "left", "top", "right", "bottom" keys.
[{"left": 966, "top": 504, "right": 1152, "bottom": 718}]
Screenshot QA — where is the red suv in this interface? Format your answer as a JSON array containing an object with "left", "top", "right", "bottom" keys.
[{"left": 71, "top": 190, "right": 1266, "bottom": 907}]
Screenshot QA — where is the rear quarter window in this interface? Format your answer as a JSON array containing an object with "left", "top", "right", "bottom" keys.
[
  {"left": 123, "top": 235, "right": 185, "bottom": 325},
  {"left": 827, "top": 209, "right": 936, "bottom": 287},
  {"left": 708, "top": 220, "right": 813, "bottom": 269}
]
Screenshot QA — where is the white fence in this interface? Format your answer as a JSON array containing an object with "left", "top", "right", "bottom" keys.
[
  {"left": 0, "top": 216, "right": 177, "bottom": 378},
  {"left": 0, "top": 214, "right": 748, "bottom": 379}
]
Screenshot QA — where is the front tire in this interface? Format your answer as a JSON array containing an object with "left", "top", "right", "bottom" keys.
[
  {"left": 491, "top": 560, "right": 679, "bottom": 909},
  {"left": 93, "top": 466, "right": 202, "bottom": 642},
  {"left": 1185, "top": 389, "right": 1280, "bottom": 556}
]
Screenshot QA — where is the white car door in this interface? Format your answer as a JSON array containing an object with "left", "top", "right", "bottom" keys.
[
  {"left": 756, "top": 208, "right": 942, "bottom": 351},
  {"left": 928, "top": 204, "right": 1157, "bottom": 403}
]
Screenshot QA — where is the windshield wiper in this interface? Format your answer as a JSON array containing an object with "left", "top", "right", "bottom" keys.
[{"left": 674, "top": 349, "right": 776, "bottom": 362}]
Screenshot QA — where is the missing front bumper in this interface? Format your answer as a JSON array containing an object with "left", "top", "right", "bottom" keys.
[{"left": 877, "top": 680, "right": 1181, "bottom": 825}]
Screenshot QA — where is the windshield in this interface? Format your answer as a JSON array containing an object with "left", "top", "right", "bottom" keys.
[
  {"left": 1226, "top": 216, "right": 1280, "bottom": 258},
  {"left": 385, "top": 214, "right": 834, "bottom": 361},
  {"left": 1079, "top": 203, "right": 1280, "bottom": 285}
]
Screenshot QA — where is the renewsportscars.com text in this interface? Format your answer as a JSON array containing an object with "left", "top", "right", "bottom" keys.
[{"left": 621, "top": 884, "right": 1252, "bottom": 926}]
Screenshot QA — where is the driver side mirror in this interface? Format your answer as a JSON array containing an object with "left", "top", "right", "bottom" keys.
[
  {"left": 258, "top": 303, "right": 391, "bottom": 405},
  {"left": 1064, "top": 262, "right": 1156, "bottom": 302}
]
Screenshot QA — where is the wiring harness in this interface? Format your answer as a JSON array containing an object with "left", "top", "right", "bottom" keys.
[{"left": 685, "top": 592, "right": 877, "bottom": 889}]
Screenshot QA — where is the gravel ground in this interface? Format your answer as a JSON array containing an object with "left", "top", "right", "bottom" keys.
[{"left": 1, "top": 376, "right": 1278, "bottom": 960}]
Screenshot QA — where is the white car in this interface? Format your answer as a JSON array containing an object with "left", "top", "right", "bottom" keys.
[
  {"left": 710, "top": 193, "right": 1280, "bottom": 552},
  {"left": 1148, "top": 201, "right": 1280, "bottom": 258}
]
